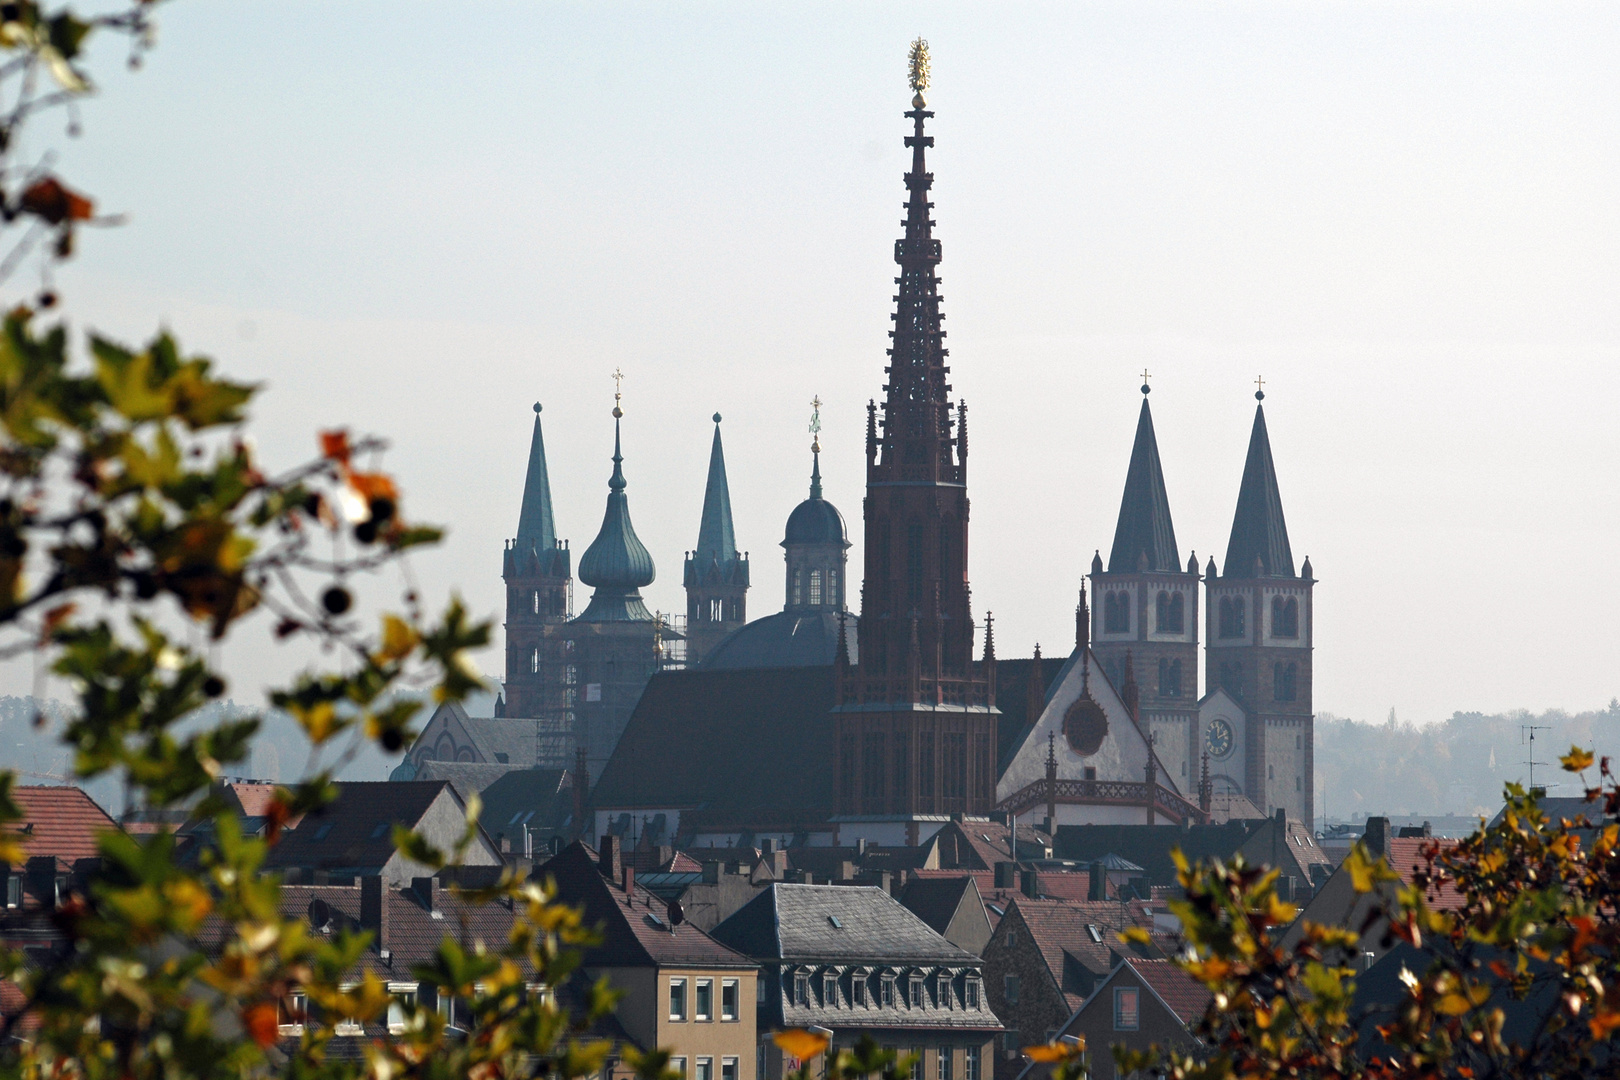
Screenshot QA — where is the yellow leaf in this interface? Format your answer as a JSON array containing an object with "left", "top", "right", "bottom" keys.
[
  {"left": 1266, "top": 894, "right": 1298, "bottom": 927},
  {"left": 1436, "top": 993, "right": 1473, "bottom": 1016},
  {"left": 377, "top": 614, "right": 419, "bottom": 663},
  {"left": 1022, "top": 1041, "right": 1082, "bottom": 1063},
  {"left": 774, "top": 1030, "right": 830, "bottom": 1060},
  {"left": 1561, "top": 746, "right": 1596, "bottom": 773},
  {"left": 1118, "top": 926, "right": 1152, "bottom": 946}
]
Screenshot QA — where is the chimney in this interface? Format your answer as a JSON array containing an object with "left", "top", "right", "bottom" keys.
[
  {"left": 622, "top": 865, "right": 635, "bottom": 898},
  {"left": 993, "top": 862, "right": 1016, "bottom": 890},
  {"left": 599, "top": 835, "right": 620, "bottom": 879},
  {"left": 500, "top": 835, "right": 511, "bottom": 856},
  {"left": 1363, "top": 817, "right": 1390, "bottom": 859},
  {"left": 360, "top": 876, "right": 390, "bottom": 950},
  {"left": 855, "top": 838, "right": 868, "bottom": 858},
  {"left": 770, "top": 849, "right": 788, "bottom": 877},
  {"left": 1019, "top": 869, "right": 1039, "bottom": 899},
  {"left": 761, "top": 837, "right": 777, "bottom": 855},
  {"left": 838, "top": 861, "right": 856, "bottom": 882},
  {"left": 702, "top": 861, "right": 720, "bottom": 884},
  {"left": 1088, "top": 860, "right": 1106, "bottom": 901},
  {"left": 412, "top": 876, "right": 436, "bottom": 913}
]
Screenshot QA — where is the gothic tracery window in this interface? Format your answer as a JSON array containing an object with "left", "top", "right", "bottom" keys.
[
  {"left": 1218, "top": 597, "right": 1246, "bottom": 639},
  {"left": 1271, "top": 595, "right": 1299, "bottom": 639}
]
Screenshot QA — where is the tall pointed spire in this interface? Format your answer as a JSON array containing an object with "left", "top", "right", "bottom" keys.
[
  {"left": 693, "top": 413, "right": 738, "bottom": 573},
  {"left": 516, "top": 402, "right": 557, "bottom": 552},
  {"left": 1223, "top": 389, "right": 1295, "bottom": 579},
  {"left": 578, "top": 381, "right": 655, "bottom": 622},
  {"left": 1108, "top": 385, "right": 1180, "bottom": 573}
]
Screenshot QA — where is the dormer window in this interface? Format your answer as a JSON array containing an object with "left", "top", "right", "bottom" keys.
[
  {"left": 909, "top": 976, "right": 924, "bottom": 1007},
  {"left": 823, "top": 973, "right": 838, "bottom": 1006}
]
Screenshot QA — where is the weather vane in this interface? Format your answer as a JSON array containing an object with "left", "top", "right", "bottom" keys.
[
  {"left": 612, "top": 368, "right": 624, "bottom": 417},
  {"left": 809, "top": 395, "right": 822, "bottom": 454},
  {"left": 908, "top": 38, "right": 930, "bottom": 103}
]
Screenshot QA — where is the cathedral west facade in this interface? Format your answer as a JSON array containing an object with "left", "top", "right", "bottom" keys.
[{"left": 400, "top": 43, "right": 1318, "bottom": 838}]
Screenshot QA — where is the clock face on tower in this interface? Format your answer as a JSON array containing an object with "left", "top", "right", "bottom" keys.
[{"left": 1206, "top": 718, "right": 1235, "bottom": 759}]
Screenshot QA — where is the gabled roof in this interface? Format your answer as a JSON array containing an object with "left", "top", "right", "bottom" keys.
[
  {"left": 1222, "top": 401, "right": 1294, "bottom": 579},
  {"left": 712, "top": 883, "right": 975, "bottom": 965},
  {"left": 412, "top": 761, "right": 517, "bottom": 801},
  {"left": 591, "top": 666, "right": 837, "bottom": 816},
  {"left": 1053, "top": 821, "right": 1265, "bottom": 888},
  {"left": 1383, "top": 838, "right": 1464, "bottom": 911},
  {"left": 1010, "top": 898, "right": 1156, "bottom": 1010},
  {"left": 1108, "top": 395, "right": 1180, "bottom": 573},
  {"left": 10, "top": 787, "right": 117, "bottom": 868},
  {"left": 1111, "top": 957, "right": 1212, "bottom": 1024},
  {"left": 264, "top": 781, "right": 464, "bottom": 875},
  {"left": 993, "top": 655, "right": 1076, "bottom": 772},
  {"left": 899, "top": 876, "right": 979, "bottom": 937},
  {"left": 537, "top": 842, "right": 753, "bottom": 968},
  {"left": 479, "top": 768, "right": 572, "bottom": 843}
]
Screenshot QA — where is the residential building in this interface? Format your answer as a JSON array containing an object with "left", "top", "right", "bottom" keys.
[
  {"left": 898, "top": 875, "right": 993, "bottom": 956},
  {"left": 709, "top": 882, "right": 1001, "bottom": 1080},
  {"left": 1028, "top": 958, "right": 1211, "bottom": 1080},
  {"left": 539, "top": 840, "right": 759, "bottom": 1080}
]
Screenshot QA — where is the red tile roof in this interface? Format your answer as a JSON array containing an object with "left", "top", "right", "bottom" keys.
[
  {"left": 11, "top": 787, "right": 117, "bottom": 868},
  {"left": 1386, "top": 838, "right": 1465, "bottom": 911},
  {"left": 1012, "top": 898, "right": 1155, "bottom": 1010},
  {"left": 225, "top": 782, "right": 282, "bottom": 818},
  {"left": 1126, "top": 958, "right": 1213, "bottom": 1024}
]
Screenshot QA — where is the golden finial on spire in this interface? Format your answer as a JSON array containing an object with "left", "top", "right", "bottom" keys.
[
  {"left": 908, "top": 38, "right": 931, "bottom": 106},
  {"left": 611, "top": 368, "right": 624, "bottom": 418},
  {"left": 809, "top": 395, "right": 823, "bottom": 454}
]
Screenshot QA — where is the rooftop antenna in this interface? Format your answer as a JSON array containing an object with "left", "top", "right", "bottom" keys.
[{"left": 1521, "top": 724, "right": 1553, "bottom": 790}]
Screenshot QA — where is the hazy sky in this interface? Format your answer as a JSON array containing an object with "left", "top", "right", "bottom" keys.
[{"left": 25, "top": 2, "right": 1620, "bottom": 730}]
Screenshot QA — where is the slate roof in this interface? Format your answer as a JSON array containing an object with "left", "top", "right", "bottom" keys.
[
  {"left": 11, "top": 786, "right": 118, "bottom": 869},
  {"left": 591, "top": 666, "right": 838, "bottom": 814},
  {"left": 1108, "top": 395, "right": 1180, "bottom": 573},
  {"left": 689, "top": 418, "right": 742, "bottom": 580},
  {"left": 1222, "top": 402, "right": 1294, "bottom": 579},
  {"left": 537, "top": 842, "right": 753, "bottom": 969},
  {"left": 940, "top": 820, "right": 1055, "bottom": 869},
  {"left": 1013, "top": 898, "right": 1155, "bottom": 1010},
  {"left": 712, "top": 883, "right": 977, "bottom": 966},
  {"left": 413, "top": 761, "right": 518, "bottom": 801},
  {"left": 263, "top": 782, "right": 459, "bottom": 876},
  {"left": 1052, "top": 822, "right": 1266, "bottom": 888},
  {"left": 899, "top": 876, "right": 978, "bottom": 938},
  {"left": 1119, "top": 958, "right": 1213, "bottom": 1024},
  {"left": 701, "top": 610, "right": 857, "bottom": 670},
  {"left": 479, "top": 768, "right": 572, "bottom": 844},
  {"left": 516, "top": 403, "right": 558, "bottom": 552}
]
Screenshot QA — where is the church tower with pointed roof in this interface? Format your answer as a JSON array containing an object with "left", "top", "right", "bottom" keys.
[
  {"left": 502, "top": 403, "right": 573, "bottom": 721},
  {"left": 1088, "top": 383, "right": 1202, "bottom": 792},
  {"left": 832, "top": 44, "right": 998, "bottom": 838},
  {"left": 1204, "top": 388, "right": 1314, "bottom": 825},
  {"left": 684, "top": 414, "right": 750, "bottom": 664}
]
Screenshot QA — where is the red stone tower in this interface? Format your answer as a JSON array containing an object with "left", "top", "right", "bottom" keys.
[{"left": 833, "top": 43, "right": 997, "bottom": 829}]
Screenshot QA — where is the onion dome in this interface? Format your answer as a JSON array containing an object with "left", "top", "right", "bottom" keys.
[{"left": 577, "top": 408, "right": 656, "bottom": 622}]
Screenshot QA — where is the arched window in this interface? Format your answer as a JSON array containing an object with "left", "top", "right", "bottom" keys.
[
  {"left": 531, "top": 647, "right": 539, "bottom": 674},
  {"left": 1157, "top": 591, "right": 1185, "bottom": 634},
  {"left": 1104, "top": 591, "right": 1129, "bottom": 634},
  {"left": 809, "top": 569, "right": 823, "bottom": 606},
  {"left": 1218, "top": 597, "right": 1246, "bottom": 639},
  {"left": 792, "top": 569, "right": 802, "bottom": 606},
  {"left": 1274, "top": 662, "right": 1298, "bottom": 702},
  {"left": 532, "top": 590, "right": 539, "bottom": 615},
  {"left": 1157, "top": 658, "right": 1182, "bottom": 698},
  {"left": 1168, "top": 593, "right": 1184, "bottom": 632},
  {"left": 1155, "top": 592, "right": 1170, "bottom": 631},
  {"left": 1219, "top": 661, "right": 1244, "bottom": 698},
  {"left": 710, "top": 598, "right": 723, "bottom": 622},
  {"left": 1271, "top": 596, "right": 1299, "bottom": 639},
  {"left": 829, "top": 568, "right": 839, "bottom": 606}
]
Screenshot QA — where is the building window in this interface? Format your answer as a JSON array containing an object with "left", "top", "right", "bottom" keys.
[
  {"left": 1104, "top": 591, "right": 1129, "bottom": 634},
  {"left": 1002, "top": 1031, "right": 1019, "bottom": 1054},
  {"left": 722, "top": 1059, "right": 738, "bottom": 1080},
  {"left": 387, "top": 984, "right": 417, "bottom": 1034},
  {"left": 532, "top": 590, "right": 539, "bottom": 615},
  {"left": 964, "top": 1047, "right": 979, "bottom": 1080},
  {"left": 1006, "top": 928, "right": 1016, "bottom": 947},
  {"left": 910, "top": 977, "right": 924, "bottom": 1007},
  {"left": 696, "top": 1059, "right": 712, "bottom": 1080},
  {"left": 853, "top": 974, "right": 868, "bottom": 1007},
  {"left": 710, "top": 598, "right": 723, "bottom": 622},
  {"left": 1114, "top": 987, "right": 1140, "bottom": 1030},
  {"left": 829, "top": 568, "right": 839, "bottom": 606},
  {"left": 278, "top": 992, "right": 308, "bottom": 1035},
  {"left": 863, "top": 733, "right": 887, "bottom": 803},
  {"left": 1219, "top": 596, "right": 1245, "bottom": 639},
  {"left": 695, "top": 978, "right": 713, "bottom": 1021},
  {"left": 4, "top": 875, "right": 18, "bottom": 908},
  {"left": 721, "top": 979, "right": 739, "bottom": 1021},
  {"left": 1272, "top": 595, "right": 1299, "bottom": 638},
  {"left": 1274, "top": 662, "right": 1298, "bottom": 702},
  {"left": 937, "top": 1048, "right": 952, "bottom": 1080},
  {"left": 669, "top": 978, "right": 687, "bottom": 1021},
  {"left": 824, "top": 973, "right": 838, "bottom": 1007},
  {"left": 531, "top": 647, "right": 539, "bottom": 674},
  {"left": 1158, "top": 658, "right": 1182, "bottom": 698},
  {"left": 881, "top": 976, "right": 896, "bottom": 1007},
  {"left": 793, "top": 569, "right": 803, "bottom": 606},
  {"left": 1296, "top": 775, "right": 1302, "bottom": 791},
  {"left": 938, "top": 973, "right": 952, "bottom": 1009},
  {"left": 795, "top": 973, "right": 810, "bottom": 1006},
  {"left": 809, "top": 569, "right": 823, "bottom": 606},
  {"left": 966, "top": 979, "right": 980, "bottom": 1008},
  {"left": 1003, "top": 975, "right": 1019, "bottom": 1005},
  {"left": 1156, "top": 591, "right": 1185, "bottom": 633},
  {"left": 670, "top": 1059, "right": 686, "bottom": 1079}
]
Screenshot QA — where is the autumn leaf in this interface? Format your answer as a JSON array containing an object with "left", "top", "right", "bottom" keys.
[
  {"left": 320, "top": 429, "right": 351, "bottom": 465},
  {"left": 1590, "top": 1009, "right": 1620, "bottom": 1040},
  {"left": 243, "top": 1001, "right": 279, "bottom": 1048},
  {"left": 376, "top": 613, "right": 419, "bottom": 663},
  {"left": 1437, "top": 994, "right": 1473, "bottom": 1016},
  {"left": 1118, "top": 926, "right": 1152, "bottom": 946},
  {"left": 1022, "top": 1040, "right": 1083, "bottom": 1063},
  {"left": 19, "top": 177, "right": 92, "bottom": 225},
  {"left": 774, "top": 1030, "right": 830, "bottom": 1060},
  {"left": 1562, "top": 746, "right": 1596, "bottom": 773}
]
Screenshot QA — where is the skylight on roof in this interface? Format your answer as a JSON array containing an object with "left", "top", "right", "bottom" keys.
[
  {"left": 1086, "top": 924, "right": 1102, "bottom": 943},
  {"left": 828, "top": 915, "right": 843, "bottom": 929},
  {"left": 646, "top": 912, "right": 666, "bottom": 929},
  {"left": 312, "top": 823, "right": 334, "bottom": 841},
  {"left": 370, "top": 823, "right": 389, "bottom": 839}
]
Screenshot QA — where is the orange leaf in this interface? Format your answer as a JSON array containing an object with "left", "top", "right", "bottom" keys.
[
  {"left": 773, "top": 1030, "right": 829, "bottom": 1060},
  {"left": 1022, "top": 1042, "right": 1083, "bottom": 1063},
  {"left": 347, "top": 471, "right": 397, "bottom": 504},
  {"left": 1590, "top": 1008, "right": 1620, "bottom": 1040},
  {"left": 1573, "top": 916, "right": 1597, "bottom": 957},
  {"left": 319, "top": 430, "right": 351, "bottom": 465},
  {"left": 39, "top": 601, "right": 75, "bottom": 642},
  {"left": 243, "top": 1001, "right": 279, "bottom": 1048},
  {"left": 19, "top": 177, "right": 93, "bottom": 225}
]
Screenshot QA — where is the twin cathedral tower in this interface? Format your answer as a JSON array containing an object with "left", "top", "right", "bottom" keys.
[{"left": 495, "top": 44, "right": 1316, "bottom": 830}]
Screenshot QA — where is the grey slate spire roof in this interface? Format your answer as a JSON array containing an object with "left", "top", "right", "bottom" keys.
[
  {"left": 517, "top": 403, "right": 556, "bottom": 551},
  {"left": 1223, "top": 399, "right": 1295, "bottom": 579},
  {"left": 577, "top": 411, "right": 656, "bottom": 622},
  {"left": 1107, "top": 393, "right": 1180, "bottom": 573},
  {"left": 687, "top": 414, "right": 745, "bottom": 587}
]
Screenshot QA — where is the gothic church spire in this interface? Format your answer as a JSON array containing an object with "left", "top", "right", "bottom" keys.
[
  {"left": 693, "top": 414, "right": 739, "bottom": 576},
  {"left": 1108, "top": 386, "right": 1180, "bottom": 573},
  {"left": 516, "top": 402, "right": 557, "bottom": 553},
  {"left": 1223, "top": 390, "right": 1294, "bottom": 579}
]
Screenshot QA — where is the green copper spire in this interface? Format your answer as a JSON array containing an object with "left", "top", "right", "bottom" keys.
[
  {"left": 516, "top": 402, "right": 556, "bottom": 550},
  {"left": 1107, "top": 384, "right": 1180, "bottom": 573},
  {"left": 578, "top": 382, "right": 656, "bottom": 622},
  {"left": 1224, "top": 389, "right": 1295, "bottom": 578},
  {"left": 693, "top": 414, "right": 738, "bottom": 572}
]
